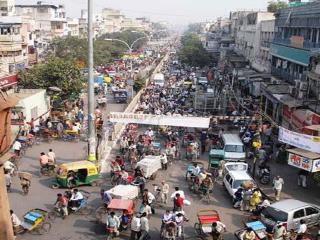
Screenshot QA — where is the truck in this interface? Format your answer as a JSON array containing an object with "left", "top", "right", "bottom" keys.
[{"left": 153, "top": 73, "right": 165, "bottom": 87}]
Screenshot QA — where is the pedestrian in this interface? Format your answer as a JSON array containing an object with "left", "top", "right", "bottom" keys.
[
  {"left": 160, "top": 153, "right": 168, "bottom": 170},
  {"left": 130, "top": 214, "right": 141, "bottom": 240},
  {"left": 249, "top": 189, "right": 261, "bottom": 212},
  {"left": 10, "top": 210, "right": 22, "bottom": 235},
  {"left": 173, "top": 193, "right": 184, "bottom": 212},
  {"left": 12, "top": 140, "right": 22, "bottom": 157},
  {"left": 5, "top": 170, "right": 12, "bottom": 192},
  {"left": 233, "top": 185, "right": 244, "bottom": 208},
  {"left": 57, "top": 121, "right": 64, "bottom": 138},
  {"left": 298, "top": 169, "right": 308, "bottom": 188},
  {"left": 106, "top": 211, "right": 120, "bottom": 236},
  {"left": 161, "top": 181, "right": 170, "bottom": 204},
  {"left": 273, "top": 176, "right": 284, "bottom": 201},
  {"left": 241, "top": 188, "right": 252, "bottom": 211},
  {"left": 272, "top": 222, "right": 287, "bottom": 240},
  {"left": 47, "top": 149, "right": 56, "bottom": 164},
  {"left": 139, "top": 212, "right": 150, "bottom": 240},
  {"left": 297, "top": 219, "right": 307, "bottom": 240},
  {"left": 139, "top": 202, "right": 152, "bottom": 217}
]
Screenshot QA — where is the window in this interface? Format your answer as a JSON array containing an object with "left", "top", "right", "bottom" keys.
[
  {"left": 306, "top": 207, "right": 319, "bottom": 216},
  {"left": 30, "top": 106, "right": 38, "bottom": 120},
  {"left": 225, "top": 145, "right": 244, "bottom": 153},
  {"left": 225, "top": 174, "right": 231, "bottom": 182},
  {"left": 293, "top": 209, "right": 305, "bottom": 219}
]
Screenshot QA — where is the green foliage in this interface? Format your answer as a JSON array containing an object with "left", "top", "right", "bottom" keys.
[
  {"left": 133, "top": 76, "right": 146, "bottom": 92},
  {"left": 187, "top": 23, "right": 203, "bottom": 34},
  {"left": 18, "top": 57, "right": 84, "bottom": 100},
  {"left": 178, "top": 33, "right": 212, "bottom": 67},
  {"left": 267, "top": 0, "right": 288, "bottom": 12}
]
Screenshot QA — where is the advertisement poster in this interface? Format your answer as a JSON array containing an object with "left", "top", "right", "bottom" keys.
[
  {"left": 109, "top": 112, "right": 210, "bottom": 128},
  {"left": 278, "top": 127, "right": 320, "bottom": 154}
]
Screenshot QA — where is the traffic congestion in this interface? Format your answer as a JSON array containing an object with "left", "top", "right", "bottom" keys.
[{"left": 4, "top": 36, "right": 320, "bottom": 240}]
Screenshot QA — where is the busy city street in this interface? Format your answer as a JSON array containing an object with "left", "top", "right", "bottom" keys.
[{"left": 1, "top": 1, "right": 320, "bottom": 240}]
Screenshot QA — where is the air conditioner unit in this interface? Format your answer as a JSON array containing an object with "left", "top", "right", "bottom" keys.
[
  {"left": 300, "top": 82, "right": 308, "bottom": 91},
  {"left": 288, "top": 85, "right": 295, "bottom": 95},
  {"left": 298, "top": 91, "right": 305, "bottom": 99}
]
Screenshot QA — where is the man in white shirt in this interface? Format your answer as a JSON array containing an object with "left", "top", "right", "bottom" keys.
[
  {"left": 12, "top": 140, "right": 22, "bottom": 156},
  {"left": 170, "top": 187, "right": 185, "bottom": 199},
  {"left": 130, "top": 214, "right": 141, "bottom": 239},
  {"left": 273, "top": 176, "right": 284, "bottom": 201},
  {"left": 70, "top": 189, "right": 84, "bottom": 209},
  {"left": 145, "top": 128, "right": 154, "bottom": 139},
  {"left": 161, "top": 181, "right": 170, "bottom": 204},
  {"left": 160, "top": 153, "right": 168, "bottom": 170},
  {"left": 212, "top": 221, "right": 226, "bottom": 239},
  {"left": 4, "top": 160, "right": 16, "bottom": 175},
  {"left": 297, "top": 220, "right": 307, "bottom": 234},
  {"left": 106, "top": 212, "right": 120, "bottom": 236},
  {"left": 10, "top": 210, "right": 22, "bottom": 231},
  {"left": 140, "top": 212, "right": 150, "bottom": 239},
  {"left": 47, "top": 149, "right": 56, "bottom": 164}
]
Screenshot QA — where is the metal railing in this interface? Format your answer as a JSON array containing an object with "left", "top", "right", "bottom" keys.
[{"left": 273, "top": 37, "right": 320, "bottom": 49}]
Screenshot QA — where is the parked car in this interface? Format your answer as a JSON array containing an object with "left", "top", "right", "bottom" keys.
[
  {"left": 260, "top": 199, "right": 320, "bottom": 232},
  {"left": 223, "top": 170, "right": 255, "bottom": 197}
]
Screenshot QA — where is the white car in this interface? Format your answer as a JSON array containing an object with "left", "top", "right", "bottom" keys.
[{"left": 223, "top": 170, "right": 255, "bottom": 197}]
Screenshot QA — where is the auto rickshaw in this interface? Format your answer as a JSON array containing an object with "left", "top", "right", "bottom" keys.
[
  {"left": 208, "top": 149, "right": 224, "bottom": 177},
  {"left": 51, "top": 161, "right": 100, "bottom": 188}
]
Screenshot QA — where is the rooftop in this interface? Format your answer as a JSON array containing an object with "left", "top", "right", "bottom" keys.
[
  {"left": 270, "top": 199, "right": 313, "bottom": 212},
  {"left": 0, "top": 16, "right": 22, "bottom": 25},
  {"left": 13, "top": 89, "right": 45, "bottom": 100}
]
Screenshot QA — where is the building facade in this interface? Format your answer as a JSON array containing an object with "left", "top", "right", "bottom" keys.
[
  {"left": 67, "top": 18, "right": 79, "bottom": 37},
  {"left": 15, "top": 2, "right": 67, "bottom": 48},
  {"left": 234, "top": 11, "right": 275, "bottom": 70},
  {"left": 0, "top": 0, "right": 15, "bottom": 16},
  {"left": 270, "top": 1, "right": 320, "bottom": 87},
  {"left": 0, "top": 16, "right": 26, "bottom": 78}
]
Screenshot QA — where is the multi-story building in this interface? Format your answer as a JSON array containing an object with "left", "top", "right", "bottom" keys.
[
  {"left": 101, "top": 8, "right": 123, "bottom": 33},
  {"left": 251, "top": 19, "right": 275, "bottom": 73},
  {"left": 234, "top": 11, "right": 275, "bottom": 69},
  {"left": 0, "top": 0, "right": 15, "bottom": 16},
  {"left": 67, "top": 18, "right": 79, "bottom": 37},
  {"left": 270, "top": 1, "right": 320, "bottom": 86},
  {"left": 0, "top": 16, "right": 25, "bottom": 89},
  {"left": 15, "top": 2, "right": 67, "bottom": 49}
]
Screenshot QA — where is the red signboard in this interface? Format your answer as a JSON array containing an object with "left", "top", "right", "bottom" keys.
[{"left": 0, "top": 74, "right": 18, "bottom": 89}]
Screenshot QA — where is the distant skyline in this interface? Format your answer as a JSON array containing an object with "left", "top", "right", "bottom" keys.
[{"left": 16, "top": 0, "right": 270, "bottom": 24}]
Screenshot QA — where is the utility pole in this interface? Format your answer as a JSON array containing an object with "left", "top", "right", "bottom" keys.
[{"left": 87, "top": 0, "right": 96, "bottom": 161}]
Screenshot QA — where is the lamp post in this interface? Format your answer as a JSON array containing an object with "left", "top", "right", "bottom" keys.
[
  {"left": 87, "top": 0, "right": 96, "bottom": 161},
  {"left": 105, "top": 36, "right": 148, "bottom": 98}
]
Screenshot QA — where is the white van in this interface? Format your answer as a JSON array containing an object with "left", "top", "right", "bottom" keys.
[
  {"left": 223, "top": 170, "right": 255, "bottom": 197},
  {"left": 222, "top": 134, "right": 246, "bottom": 161},
  {"left": 153, "top": 73, "right": 165, "bottom": 87}
]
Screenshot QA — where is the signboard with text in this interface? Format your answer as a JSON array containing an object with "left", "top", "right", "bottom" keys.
[
  {"left": 110, "top": 112, "right": 210, "bottom": 128},
  {"left": 278, "top": 127, "right": 320, "bottom": 154},
  {"left": 288, "top": 153, "right": 313, "bottom": 172}
]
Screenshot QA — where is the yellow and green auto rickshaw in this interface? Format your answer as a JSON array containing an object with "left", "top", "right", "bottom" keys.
[
  {"left": 208, "top": 149, "right": 225, "bottom": 177},
  {"left": 51, "top": 161, "right": 100, "bottom": 189}
]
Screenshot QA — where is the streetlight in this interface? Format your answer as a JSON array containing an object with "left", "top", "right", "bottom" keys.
[
  {"left": 105, "top": 36, "right": 148, "bottom": 76},
  {"left": 105, "top": 36, "right": 149, "bottom": 99}
]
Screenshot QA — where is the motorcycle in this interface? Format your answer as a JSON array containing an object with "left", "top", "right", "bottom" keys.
[
  {"left": 258, "top": 166, "right": 271, "bottom": 185},
  {"left": 40, "top": 164, "right": 56, "bottom": 176}
]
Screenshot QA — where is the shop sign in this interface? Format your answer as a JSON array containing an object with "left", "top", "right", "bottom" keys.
[
  {"left": 279, "top": 127, "right": 320, "bottom": 154},
  {"left": 288, "top": 153, "right": 313, "bottom": 171},
  {"left": 0, "top": 74, "right": 18, "bottom": 89},
  {"left": 312, "top": 160, "right": 320, "bottom": 172}
]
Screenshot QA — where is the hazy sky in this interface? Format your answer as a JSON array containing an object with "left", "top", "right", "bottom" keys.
[{"left": 16, "top": 0, "right": 270, "bottom": 24}]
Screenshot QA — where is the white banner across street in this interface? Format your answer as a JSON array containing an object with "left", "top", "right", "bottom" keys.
[
  {"left": 278, "top": 127, "right": 320, "bottom": 154},
  {"left": 109, "top": 112, "right": 210, "bottom": 128}
]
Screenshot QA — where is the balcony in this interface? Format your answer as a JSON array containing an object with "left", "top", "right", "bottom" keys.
[
  {"left": 271, "top": 66, "right": 307, "bottom": 83},
  {"left": 273, "top": 37, "right": 320, "bottom": 50},
  {"left": 0, "top": 35, "right": 22, "bottom": 43}
]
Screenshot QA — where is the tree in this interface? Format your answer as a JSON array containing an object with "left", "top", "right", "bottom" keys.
[
  {"left": 18, "top": 57, "right": 84, "bottom": 100},
  {"left": 178, "top": 33, "right": 212, "bottom": 67},
  {"left": 267, "top": 0, "right": 288, "bottom": 12}
]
